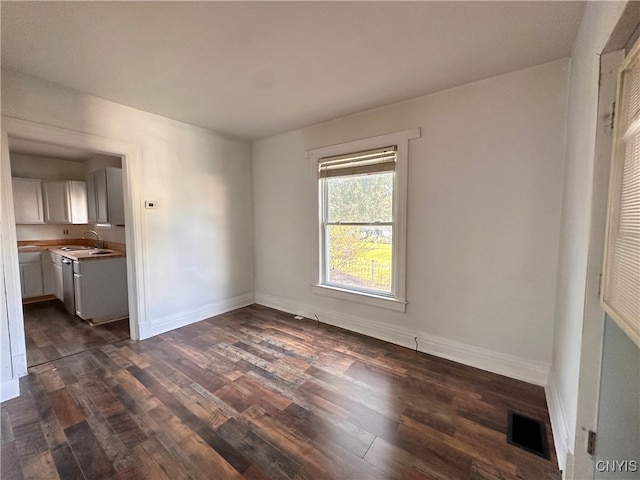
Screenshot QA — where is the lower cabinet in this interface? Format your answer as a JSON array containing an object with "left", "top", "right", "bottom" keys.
[
  {"left": 73, "top": 258, "right": 128, "bottom": 323},
  {"left": 18, "top": 251, "right": 44, "bottom": 299},
  {"left": 19, "top": 263, "right": 44, "bottom": 298},
  {"left": 73, "top": 271, "right": 83, "bottom": 318},
  {"left": 50, "top": 252, "right": 63, "bottom": 301}
]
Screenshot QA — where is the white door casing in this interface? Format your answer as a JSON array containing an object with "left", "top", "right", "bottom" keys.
[{"left": 1, "top": 117, "right": 146, "bottom": 399}]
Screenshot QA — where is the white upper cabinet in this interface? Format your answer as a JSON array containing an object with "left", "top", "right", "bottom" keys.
[
  {"left": 43, "top": 180, "right": 88, "bottom": 224},
  {"left": 12, "top": 178, "right": 44, "bottom": 224},
  {"left": 86, "top": 168, "right": 124, "bottom": 225}
]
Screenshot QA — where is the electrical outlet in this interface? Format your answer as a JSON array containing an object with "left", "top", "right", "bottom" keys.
[{"left": 145, "top": 201, "right": 158, "bottom": 209}]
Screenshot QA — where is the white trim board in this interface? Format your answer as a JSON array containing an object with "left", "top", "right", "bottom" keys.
[
  {"left": 545, "top": 371, "right": 571, "bottom": 472},
  {"left": 254, "top": 292, "right": 550, "bottom": 386},
  {"left": 307, "top": 128, "right": 420, "bottom": 313},
  {"left": 1, "top": 379, "right": 20, "bottom": 403},
  {"left": 138, "top": 293, "right": 254, "bottom": 339},
  {"left": 1, "top": 130, "right": 28, "bottom": 381}
]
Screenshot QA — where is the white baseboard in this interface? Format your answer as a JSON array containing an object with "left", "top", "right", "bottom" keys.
[
  {"left": 138, "top": 293, "right": 254, "bottom": 339},
  {"left": 545, "top": 371, "right": 571, "bottom": 472},
  {"left": 415, "top": 330, "right": 549, "bottom": 386},
  {"left": 254, "top": 292, "right": 550, "bottom": 386},
  {"left": 1, "top": 378, "right": 20, "bottom": 403}
]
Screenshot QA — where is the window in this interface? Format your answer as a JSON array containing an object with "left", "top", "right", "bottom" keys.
[
  {"left": 309, "top": 129, "right": 420, "bottom": 312},
  {"left": 601, "top": 40, "right": 640, "bottom": 347},
  {"left": 321, "top": 148, "right": 395, "bottom": 294}
]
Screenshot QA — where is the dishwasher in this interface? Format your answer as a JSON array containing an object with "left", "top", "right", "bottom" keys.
[{"left": 61, "top": 257, "right": 75, "bottom": 314}]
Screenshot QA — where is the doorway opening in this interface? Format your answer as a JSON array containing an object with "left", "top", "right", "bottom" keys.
[
  {"left": 10, "top": 138, "right": 133, "bottom": 368},
  {"left": 1, "top": 117, "right": 144, "bottom": 400}
]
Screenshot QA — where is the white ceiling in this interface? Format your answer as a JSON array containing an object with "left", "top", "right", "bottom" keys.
[{"left": 1, "top": 1, "right": 585, "bottom": 141}]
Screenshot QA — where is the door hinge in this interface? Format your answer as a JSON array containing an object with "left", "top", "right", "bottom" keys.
[
  {"left": 598, "top": 273, "right": 603, "bottom": 298},
  {"left": 610, "top": 102, "right": 616, "bottom": 130},
  {"left": 587, "top": 430, "right": 597, "bottom": 455}
]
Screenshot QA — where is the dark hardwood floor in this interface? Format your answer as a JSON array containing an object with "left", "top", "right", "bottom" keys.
[
  {"left": 23, "top": 300, "right": 130, "bottom": 368},
  {"left": 1, "top": 304, "right": 560, "bottom": 480}
]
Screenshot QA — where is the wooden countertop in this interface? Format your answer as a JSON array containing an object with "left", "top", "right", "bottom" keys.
[
  {"left": 48, "top": 246, "right": 125, "bottom": 261},
  {"left": 17, "top": 239, "right": 126, "bottom": 261}
]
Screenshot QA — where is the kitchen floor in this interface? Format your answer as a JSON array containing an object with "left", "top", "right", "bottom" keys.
[{"left": 23, "top": 299, "right": 129, "bottom": 368}]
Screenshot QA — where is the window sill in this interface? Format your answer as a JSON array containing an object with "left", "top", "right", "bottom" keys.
[{"left": 311, "top": 284, "right": 407, "bottom": 312}]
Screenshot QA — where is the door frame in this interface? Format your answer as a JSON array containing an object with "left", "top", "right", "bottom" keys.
[
  {"left": 570, "top": 8, "right": 640, "bottom": 476},
  {"left": 568, "top": 49, "right": 623, "bottom": 480},
  {"left": 1, "top": 116, "right": 147, "bottom": 388}
]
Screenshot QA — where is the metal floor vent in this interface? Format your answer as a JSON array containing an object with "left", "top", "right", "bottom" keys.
[{"left": 506, "top": 411, "right": 550, "bottom": 460}]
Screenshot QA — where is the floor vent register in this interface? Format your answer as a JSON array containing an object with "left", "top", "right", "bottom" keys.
[{"left": 506, "top": 411, "right": 550, "bottom": 460}]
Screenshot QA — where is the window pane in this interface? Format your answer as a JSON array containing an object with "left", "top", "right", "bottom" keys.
[
  {"left": 327, "top": 172, "right": 393, "bottom": 223},
  {"left": 326, "top": 225, "right": 392, "bottom": 293}
]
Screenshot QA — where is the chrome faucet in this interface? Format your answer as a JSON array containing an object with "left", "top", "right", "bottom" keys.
[{"left": 82, "top": 230, "right": 103, "bottom": 248}]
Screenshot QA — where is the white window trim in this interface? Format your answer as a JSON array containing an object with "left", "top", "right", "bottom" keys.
[{"left": 308, "top": 128, "right": 420, "bottom": 313}]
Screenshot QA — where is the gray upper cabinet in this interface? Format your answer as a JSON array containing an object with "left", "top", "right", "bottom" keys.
[
  {"left": 42, "top": 180, "right": 88, "bottom": 224},
  {"left": 87, "top": 169, "right": 108, "bottom": 223},
  {"left": 86, "top": 168, "right": 124, "bottom": 226},
  {"left": 12, "top": 178, "right": 44, "bottom": 224},
  {"left": 86, "top": 171, "right": 96, "bottom": 223},
  {"left": 106, "top": 168, "right": 125, "bottom": 226}
]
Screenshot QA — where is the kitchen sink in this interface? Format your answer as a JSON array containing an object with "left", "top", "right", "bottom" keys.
[
  {"left": 89, "top": 249, "right": 114, "bottom": 255},
  {"left": 60, "top": 246, "right": 94, "bottom": 251}
]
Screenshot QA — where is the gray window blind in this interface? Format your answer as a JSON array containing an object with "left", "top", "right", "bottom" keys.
[{"left": 318, "top": 146, "right": 396, "bottom": 178}]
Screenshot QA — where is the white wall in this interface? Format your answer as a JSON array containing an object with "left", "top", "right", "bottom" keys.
[
  {"left": 1, "top": 69, "right": 255, "bottom": 343},
  {"left": 11, "top": 152, "right": 86, "bottom": 180},
  {"left": 548, "top": 2, "right": 626, "bottom": 475},
  {"left": 87, "top": 224, "right": 126, "bottom": 246},
  {"left": 15, "top": 224, "right": 87, "bottom": 242},
  {"left": 85, "top": 154, "right": 122, "bottom": 174},
  {"left": 253, "top": 59, "right": 569, "bottom": 385}
]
